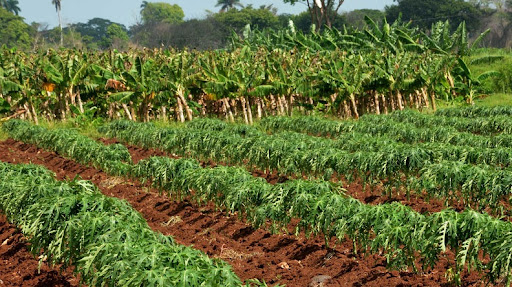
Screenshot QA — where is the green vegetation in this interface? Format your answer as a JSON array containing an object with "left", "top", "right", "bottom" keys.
[
  {"left": 9, "top": 118, "right": 512, "bottom": 285},
  {"left": 0, "top": 160, "right": 241, "bottom": 286}
]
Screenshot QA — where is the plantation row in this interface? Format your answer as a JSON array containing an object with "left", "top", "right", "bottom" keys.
[
  {"left": 389, "top": 110, "right": 512, "bottom": 136},
  {"left": 189, "top": 117, "right": 512, "bottom": 169},
  {"left": 260, "top": 113, "right": 512, "bottom": 149},
  {"left": 0, "top": 18, "right": 491, "bottom": 123},
  {"left": 0, "top": 161, "right": 241, "bottom": 286},
  {"left": 5, "top": 119, "right": 512, "bottom": 285},
  {"left": 97, "top": 119, "right": 512, "bottom": 212},
  {"left": 436, "top": 106, "right": 512, "bottom": 118}
]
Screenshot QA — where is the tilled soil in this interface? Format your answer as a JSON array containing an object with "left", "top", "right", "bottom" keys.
[
  {"left": 0, "top": 214, "right": 79, "bottom": 287},
  {"left": 100, "top": 138, "right": 460, "bottom": 215},
  {"left": 0, "top": 139, "right": 487, "bottom": 286}
]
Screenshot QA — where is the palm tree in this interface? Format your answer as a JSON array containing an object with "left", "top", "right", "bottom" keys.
[
  {"left": 0, "top": 0, "right": 21, "bottom": 15},
  {"left": 140, "top": 0, "right": 148, "bottom": 11},
  {"left": 51, "top": 0, "right": 63, "bottom": 46},
  {"left": 215, "top": 0, "right": 243, "bottom": 12}
]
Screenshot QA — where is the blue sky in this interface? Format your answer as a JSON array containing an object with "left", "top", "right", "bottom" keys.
[{"left": 19, "top": 0, "right": 395, "bottom": 28}]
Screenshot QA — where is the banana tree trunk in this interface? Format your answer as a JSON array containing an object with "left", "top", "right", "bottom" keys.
[
  {"left": 342, "top": 100, "right": 351, "bottom": 119},
  {"left": 77, "top": 91, "right": 84, "bottom": 113},
  {"left": 269, "top": 94, "right": 277, "bottom": 115},
  {"left": 177, "top": 90, "right": 193, "bottom": 121},
  {"left": 222, "top": 98, "right": 234, "bottom": 122},
  {"left": 256, "top": 98, "right": 263, "bottom": 120},
  {"left": 29, "top": 99, "right": 38, "bottom": 125},
  {"left": 176, "top": 96, "right": 185, "bottom": 123},
  {"left": 231, "top": 99, "right": 238, "bottom": 117},
  {"left": 373, "top": 91, "right": 380, "bottom": 115},
  {"left": 161, "top": 106, "right": 167, "bottom": 121},
  {"left": 349, "top": 94, "right": 359, "bottom": 119},
  {"left": 430, "top": 90, "right": 437, "bottom": 111},
  {"left": 122, "top": 103, "right": 133, "bottom": 121},
  {"left": 421, "top": 88, "right": 430, "bottom": 109},
  {"left": 380, "top": 94, "right": 388, "bottom": 114},
  {"left": 289, "top": 95, "right": 295, "bottom": 116},
  {"left": 23, "top": 103, "right": 33, "bottom": 121},
  {"left": 245, "top": 96, "right": 253, "bottom": 125},
  {"left": 396, "top": 91, "right": 404, "bottom": 111},
  {"left": 240, "top": 96, "right": 249, "bottom": 124},
  {"left": 281, "top": 95, "right": 289, "bottom": 116}
]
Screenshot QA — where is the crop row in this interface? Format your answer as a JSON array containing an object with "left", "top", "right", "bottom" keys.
[
  {"left": 388, "top": 110, "right": 512, "bottom": 136},
  {"left": 98, "top": 120, "right": 512, "bottom": 212},
  {"left": 436, "top": 106, "right": 512, "bottom": 118},
  {"left": 3, "top": 120, "right": 132, "bottom": 176},
  {"left": 259, "top": 115, "right": 512, "bottom": 149},
  {"left": 0, "top": 161, "right": 241, "bottom": 286},
  {"left": 189, "top": 118, "right": 512, "bottom": 169},
  {"left": 5, "top": 120, "right": 512, "bottom": 285}
]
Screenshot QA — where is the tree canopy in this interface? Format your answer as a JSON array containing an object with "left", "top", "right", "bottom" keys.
[
  {"left": 386, "top": 0, "right": 483, "bottom": 31},
  {"left": 141, "top": 2, "right": 184, "bottom": 25},
  {"left": 0, "top": 7, "right": 33, "bottom": 50}
]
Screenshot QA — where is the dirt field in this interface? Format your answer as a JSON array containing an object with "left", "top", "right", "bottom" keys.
[{"left": 0, "top": 139, "right": 486, "bottom": 286}]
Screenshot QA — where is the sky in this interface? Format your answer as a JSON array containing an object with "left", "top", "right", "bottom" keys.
[{"left": 19, "top": 0, "right": 395, "bottom": 29}]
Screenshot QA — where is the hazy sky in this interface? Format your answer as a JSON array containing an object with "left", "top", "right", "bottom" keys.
[{"left": 19, "top": 0, "right": 395, "bottom": 28}]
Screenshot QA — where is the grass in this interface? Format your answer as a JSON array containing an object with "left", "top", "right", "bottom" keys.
[{"left": 475, "top": 93, "right": 512, "bottom": 107}]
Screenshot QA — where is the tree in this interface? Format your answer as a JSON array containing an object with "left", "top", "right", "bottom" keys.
[
  {"left": 104, "top": 24, "right": 129, "bottom": 50},
  {"left": 0, "top": 0, "right": 20, "bottom": 15},
  {"left": 216, "top": 0, "right": 243, "bottom": 12},
  {"left": 0, "top": 7, "right": 33, "bottom": 50},
  {"left": 51, "top": 0, "right": 63, "bottom": 46},
  {"left": 71, "top": 18, "right": 128, "bottom": 49},
  {"left": 283, "top": 0, "right": 345, "bottom": 30},
  {"left": 386, "top": 0, "right": 482, "bottom": 31},
  {"left": 140, "top": 2, "right": 184, "bottom": 25},
  {"left": 214, "top": 5, "right": 280, "bottom": 31}
]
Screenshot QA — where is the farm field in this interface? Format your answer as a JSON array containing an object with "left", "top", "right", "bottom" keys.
[
  {"left": 3, "top": 13, "right": 512, "bottom": 286},
  {"left": 2, "top": 106, "right": 512, "bottom": 286}
]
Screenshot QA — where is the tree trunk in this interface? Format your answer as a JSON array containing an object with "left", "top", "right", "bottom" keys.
[
  {"left": 430, "top": 90, "right": 437, "bottom": 111},
  {"left": 396, "top": 91, "right": 404, "bottom": 111},
  {"left": 349, "top": 94, "right": 359, "bottom": 119},
  {"left": 176, "top": 96, "right": 185, "bottom": 123},
  {"left": 446, "top": 71, "right": 457, "bottom": 98},
  {"left": 277, "top": 95, "right": 285, "bottom": 116},
  {"left": 161, "top": 106, "right": 167, "bottom": 121},
  {"left": 231, "top": 99, "right": 238, "bottom": 117},
  {"left": 256, "top": 98, "right": 263, "bottom": 120},
  {"left": 222, "top": 98, "right": 234, "bottom": 122},
  {"left": 246, "top": 96, "right": 253, "bottom": 125},
  {"left": 240, "top": 96, "right": 249, "bottom": 124},
  {"left": 342, "top": 100, "right": 351, "bottom": 119},
  {"left": 389, "top": 92, "right": 396, "bottom": 112},
  {"left": 122, "top": 103, "right": 133, "bottom": 121},
  {"left": 289, "top": 95, "right": 295, "bottom": 116},
  {"left": 373, "top": 91, "right": 380, "bottom": 115},
  {"left": 77, "top": 90, "right": 84, "bottom": 113},
  {"left": 29, "top": 100, "right": 38, "bottom": 125},
  {"left": 178, "top": 90, "right": 193, "bottom": 121},
  {"left": 380, "top": 94, "right": 388, "bottom": 114},
  {"left": 23, "top": 103, "right": 33, "bottom": 121},
  {"left": 281, "top": 95, "right": 289, "bottom": 116},
  {"left": 269, "top": 94, "right": 277, "bottom": 115}
]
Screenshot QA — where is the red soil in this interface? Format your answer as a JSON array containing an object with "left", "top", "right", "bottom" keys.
[
  {"left": 0, "top": 214, "right": 79, "bottom": 287},
  {"left": 0, "top": 139, "right": 489, "bottom": 286}
]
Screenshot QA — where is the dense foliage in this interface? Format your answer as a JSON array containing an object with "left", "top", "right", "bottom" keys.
[
  {"left": 7, "top": 119, "right": 512, "bottom": 285},
  {"left": 0, "top": 161, "right": 241, "bottom": 286},
  {"left": 98, "top": 116, "right": 512, "bottom": 212},
  {"left": 0, "top": 18, "right": 491, "bottom": 123}
]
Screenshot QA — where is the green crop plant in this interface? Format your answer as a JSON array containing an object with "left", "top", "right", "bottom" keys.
[{"left": 0, "top": 161, "right": 241, "bottom": 286}]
